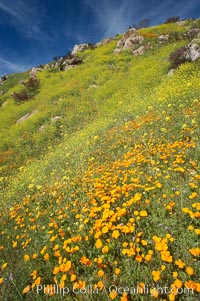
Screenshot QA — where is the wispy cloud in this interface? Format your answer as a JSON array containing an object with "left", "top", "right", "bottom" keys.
[
  {"left": 85, "top": 0, "right": 200, "bottom": 38},
  {"left": 144, "top": 0, "right": 200, "bottom": 24},
  {"left": 0, "top": 56, "right": 30, "bottom": 75},
  {"left": 85, "top": 0, "right": 136, "bottom": 37},
  {"left": 0, "top": 0, "right": 53, "bottom": 41}
]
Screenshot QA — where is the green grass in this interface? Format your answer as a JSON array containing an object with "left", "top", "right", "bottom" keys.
[
  {"left": 0, "top": 19, "right": 200, "bottom": 301},
  {"left": 0, "top": 71, "right": 30, "bottom": 106}
]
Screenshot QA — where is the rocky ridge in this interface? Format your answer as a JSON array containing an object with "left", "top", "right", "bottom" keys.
[{"left": 27, "top": 22, "right": 200, "bottom": 78}]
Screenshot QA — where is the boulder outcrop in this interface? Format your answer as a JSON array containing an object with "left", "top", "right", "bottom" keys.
[
  {"left": 44, "top": 64, "right": 50, "bottom": 70},
  {"left": 167, "top": 69, "right": 175, "bottom": 76},
  {"left": 168, "top": 38, "right": 200, "bottom": 71},
  {"left": 114, "top": 28, "right": 144, "bottom": 53},
  {"left": 30, "top": 67, "right": 42, "bottom": 77},
  {"left": 16, "top": 111, "right": 38, "bottom": 124},
  {"left": 51, "top": 116, "right": 63, "bottom": 123},
  {"left": 177, "top": 20, "right": 187, "bottom": 26},
  {"left": 185, "top": 28, "right": 200, "bottom": 39},
  {"left": 62, "top": 56, "right": 83, "bottom": 66},
  {"left": 158, "top": 35, "right": 169, "bottom": 43},
  {"left": 96, "top": 37, "right": 114, "bottom": 46},
  {"left": 132, "top": 45, "right": 145, "bottom": 56},
  {"left": 59, "top": 56, "right": 83, "bottom": 71},
  {"left": 0, "top": 75, "right": 8, "bottom": 84},
  {"left": 185, "top": 38, "right": 200, "bottom": 61},
  {"left": 71, "top": 43, "right": 96, "bottom": 55}
]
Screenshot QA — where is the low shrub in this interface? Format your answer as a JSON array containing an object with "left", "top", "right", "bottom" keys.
[
  {"left": 169, "top": 46, "right": 188, "bottom": 69},
  {"left": 12, "top": 77, "right": 40, "bottom": 104},
  {"left": 12, "top": 90, "right": 30, "bottom": 103},
  {"left": 165, "top": 16, "right": 180, "bottom": 24},
  {"left": 23, "top": 76, "right": 40, "bottom": 91}
]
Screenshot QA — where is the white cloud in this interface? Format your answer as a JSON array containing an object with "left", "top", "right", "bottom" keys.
[
  {"left": 0, "top": 56, "right": 30, "bottom": 75},
  {"left": 0, "top": 0, "right": 53, "bottom": 40},
  {"left": 85, "top": 0, "right": 138, "bottom": 37},
  {"left": 85, "top": 0, "right": 200, "bottom": 38}
]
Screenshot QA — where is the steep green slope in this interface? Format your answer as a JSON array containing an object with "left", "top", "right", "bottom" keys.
[
  {"left": 0, "top": 20, "right": 200, "bottom": 301},
  {"left": 0, "top": 71, "right": 29, "bottom": 106},
  {"left": 0, "top": 39, "right": 192, "bottom": 193}
]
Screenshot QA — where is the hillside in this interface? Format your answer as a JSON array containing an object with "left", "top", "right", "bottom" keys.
[{"left": 0, "top": 19, "right": 200, "bottom": 301}]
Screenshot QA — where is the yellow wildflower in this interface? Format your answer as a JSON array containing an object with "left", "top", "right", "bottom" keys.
[
  {"left": 97, "top": 270, "right": 104, "bottom": 277},
  {"left": 95, "top": 239, "right": 103, "bottom": 248},
  {"left": 152, "top": 270, "right": 160, "bottom": 282},
  {"left": 24, "top": 254, "right": 30, "bottom": 261},
  {"left": 110, "top": 290, "right": 117, "bottom": 299},
  {"left": 22, "top": 285, "right": 31, "bottom": 294},
  {"left": 112, "top": 230, "right": 120, "bottom": 239},
  {"left": 186, "top": 267, "right": 194, "bottom": 275},
  {"left": 1, "top": 262, "right": 8, "bottom": 270}
]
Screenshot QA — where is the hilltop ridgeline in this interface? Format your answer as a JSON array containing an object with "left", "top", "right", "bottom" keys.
[
  {"left": 29, "top": 21, "right": 200, "bottom": 75},
  {"left": 1, "top": 20, "right": 200, "bottom": 87}
]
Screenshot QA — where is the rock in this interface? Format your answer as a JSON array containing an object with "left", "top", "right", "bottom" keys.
[
  {"left": 113, "top": 48, "right": 122, "bottom": 54},
  {"left": 16, "top": 111, "right": 38, "bottom": 124},
  {"left": 159, "top": 35, "right": 169, "bottom": 43},
  {"left": 39, "top": 125, "right": 45, "bottom": 132},
  {"left": 177, "top": 20, "right": 187, "bottom": 26},
  {"left": 185, "top": 38, "right": 200, "bottom": 61},
  {"left": 87, "top": 84, "right": 97, "bottom": 90},
  {"left": 61, "top": 56, "right": 83, "bottom": 71},
  {"left": 116, "top": 39, "right": 125, "bottom": 48},
  {"left": 132, "top": 42, "right": 151, "bottom": 56},
  {"left": 71, "top": 43, "right": 96, "bottom": 55},
  {"left": 132, "top": 45, "right": 145, "bottom": 56},
  {"left": 191, "top": 37, "right": 200, "bottom": 46},
  {"left": 124, "top": 36, "right": 144, "bottom": 49},
  {"left": 30, "top": 67, "right": 42, "bottom": 77},
  {"left": 123, "top": 28, "right": 137, "bottom": 40},
  {"left": 63, "top": 57, "right": 83, "bottom": 66},
  {"left": 64, "top": 65, "right": 75, "bottom": 71},
  {"left": 90, "top": 84, "right": 97, "bottom": 88},
  {"left": 171, "top": 38, "right": 200, "bottom": 68},
  {"left": 114, "top": 27, "right": 145, "bottom": 53},
  {"left": 186, "top": 28, "right": 200, "bottom": 39},
  {"left": 44, "top": 64, "right": 50, "bottom": 70},
  {"left": 0, "top": 75, "right": 8, "bottom": 84},
  {"left": 122, "top": 115, "right": 134, "bottom": 122},
  {"left": 96, "top": 37, "right": 114, "bottom": 46},
  {"left": 168, "top": 69, "right": 175, "bottom": 76},
  {"left": 51, "top": 116, "right": 63, "bottom": 123}
]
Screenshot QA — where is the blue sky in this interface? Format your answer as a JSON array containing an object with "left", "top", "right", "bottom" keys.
[{"left": 0, "top": 0, "right": 200, "bottom": 76}]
